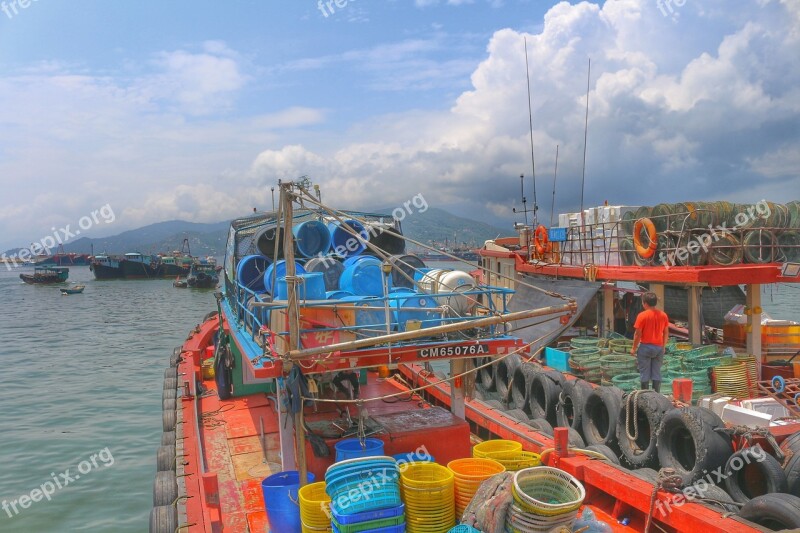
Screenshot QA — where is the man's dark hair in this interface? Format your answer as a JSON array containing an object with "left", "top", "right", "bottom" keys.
[{"left": 643, "top": 291, "right": 658, "bottom": 307}]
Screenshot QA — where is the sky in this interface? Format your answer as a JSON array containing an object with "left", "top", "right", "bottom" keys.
[{"left": 0, "top": 0, "right": 798, "bottom": 252}]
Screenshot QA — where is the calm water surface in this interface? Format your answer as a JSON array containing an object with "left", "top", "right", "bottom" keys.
[
  {"left": 0, "top": 262, "right": 796, "bottom": 532},
  {"left": 0, "top": 266, "right": 216, "bottom": 532}
]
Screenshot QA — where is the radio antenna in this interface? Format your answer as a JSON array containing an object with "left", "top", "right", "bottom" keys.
[
  {"left": 579, "top": 58, "right": 591, "bottom": 224},
  {"left": 550, "top": 145, "right": 559, "bottom": 228},
  {"left": 524, "top": 37, "right": 538, "bottom": 226}
]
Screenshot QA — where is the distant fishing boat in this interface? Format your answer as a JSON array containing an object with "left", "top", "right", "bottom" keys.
[
  {"left": 20, "top": 266, "right": 69, "bottom": 285},
  {"left": 185, "top": 261, "right": 219, "bottom": 288},
  {"left": 90, "top": 254, "right": 124, "bottom": 279},
  {"left": 60, "top": 285, "right": 85, "bottom": 295}
]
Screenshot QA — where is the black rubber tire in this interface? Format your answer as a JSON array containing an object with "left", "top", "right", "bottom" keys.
[
  {"left": 529, "top": 372, "right": 563, "bottom": 425},
  {"left": 781, "top": 431, "right": 800, "bottom": 456},
  {"left": 161, "top": 431, "right": 176, "bottom": 446},
  {"left": 581, "top": 386, "right": 624, "bottom": 451},
  {"left": 617, "top": 391, "right": 674, "bottom": 469},
  {"left": 656, "top": 406, "right": 734, "bottom": 486},
  {"left": 723, "top": 446, "right": 788, "bottom": 503},
  {"left": 495, "top": 355, "right": 521, "bottom": 402},
  {"left": 149, "top": 505, "right": 178, "bottom": 533},
  {"left": 163, "top": 399, "right": 176, "bottom": 412},
  {"left": 555, "top": 379, "right": 591, "bottom": 433},
  {"left": 483, "top": 399, "right": 504, "bottom": 410},
  {"left": 163, "top": 388, "right": 177, "bottom": 401},
  {"left": 163, "top": 409, "right": 176, "bottom": 432},
  {"left": 153, "top": 471, "right": 178, "bottom": 506},
  {"left": 504, "top": 408, "right": 530, "bottom": 422},
  {"left": 163, "top": 377, "right": 177, "bottom": 391},
  {"left": 169, "top": 353, "right": 181, "bottom": 367},
  {"left": 164, "top": 367, "right": 176, "bottom": 379},
  {"left": 784, "top": 449, "right": 800, "bottom": 496},
  {"left": 203, "top": 311, "right": 218, "bottom": 322},
  {"left": 739, "top": 494, "right": 800, "bottom": 530},
  {"left": 585, "top": 444, "right": 621, "bottom": 465},
  {"left": 479, "top": 358, "right": 496, "bottom": 391},
  {"left": 173, "top": 346, "right": 182, "bottom": 357},
  {"left": 697, "top": 484, "right": 739, "bottom": 513},
  {"left": 567, "top": 427, "right": 585, "bottom": 448},
  {"left": 527, "top": 418, "right": 554, "bottom": 437},
  {"left": 629, "top": 467, "right": 659, "bottom": 483},
  {"left": 156, "top": 446, "right": 176, "bottom": 472},
  {"left": 511, "top": 363, "right": 541, "bottom": 415}
]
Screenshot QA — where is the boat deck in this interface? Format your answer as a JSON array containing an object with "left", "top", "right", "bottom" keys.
[{"left": 177, "top": 326, "right": 471, "bottom": 532}]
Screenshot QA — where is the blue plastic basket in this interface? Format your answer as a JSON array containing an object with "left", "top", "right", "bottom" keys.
[
  {"left": 448, "top": 526, "right": 481, "bottom": 533},
  {"left": 329, "top": 484, "right": 402, "bottom": 516},
  {"left": 331, "top": 503, "right": 404, "bottom": 525},
  {"left": 332, "top": 523, "right": 405, "bottom": 533}
]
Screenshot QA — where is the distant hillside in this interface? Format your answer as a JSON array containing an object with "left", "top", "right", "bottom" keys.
[{"left": 3, "top": 209, "right": 508, "bottom": 257}]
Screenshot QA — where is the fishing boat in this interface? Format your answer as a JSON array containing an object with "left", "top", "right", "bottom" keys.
[
  {"left": 60, "top": 285, "right": 85, "bottom": 295},
  {"left": 150, "top": 183, "right": 800, "bottom": 533},
  {"left": 185, "top": 261, "right": 219, "bottom": 288},
  {"left": 19, "top": 266, "right": 69, "bottom": 284},
  {"left": 90, "top": 254, "right": 124, "bottom": 279}
]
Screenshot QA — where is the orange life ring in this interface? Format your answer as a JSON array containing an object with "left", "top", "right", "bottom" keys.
[
  {"left": 534, "top": 225, "right": 551, "bottom": 255},
  {"left": 633, "top": 217, "right": 657, "bottom": 259}
]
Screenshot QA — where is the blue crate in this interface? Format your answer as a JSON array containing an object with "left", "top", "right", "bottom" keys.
[
  {"left": 331, "top": 503, "right": 404, "bottom": 525},
  {"left": 548, "top": 227, "right": 568, "bottom": 242},
  {"left": 545, "top": 347, "right": 570, "bottom": 372}
]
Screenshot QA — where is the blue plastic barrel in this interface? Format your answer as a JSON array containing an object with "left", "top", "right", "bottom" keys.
[
  {"left": 413, "top": 268, "right": 433, "bottom": 281},
  {"left": 329, "top": 220, "right": 369, "bottom": 258},
  {"left": 236, "top": 255, "right": 272, "bottom": 292},
  {"left": 326, "top": 290, "right": 355, "bottom": 300},
  {"left": 263, "top": 260, "right": 307, "bottom": 294},
  {"left": 335, "top": 438, "right": 385, "bottom": 461},
  {"left": 293, "top": 220, "right": 332, "bottom": 258},
  {"left": 261, "top": 470, "right": 315, "bottom": 533},
  {"left": 274, "top": 272, "right": 326, "bottom": 300},
  {"left": 340, "top": 257, "right": 388, "bottom": 297},
  {"left": 305, "top": 257, "right": 345, "bottom": 291},
  {"left": 393, "top": 293, "right": 441, "bottom": 331},
  {"left": 340, "top": 296, "right": 388, "bottom": 337}
]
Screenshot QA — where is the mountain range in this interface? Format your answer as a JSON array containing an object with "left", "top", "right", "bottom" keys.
[{"left": 4, "top": 208, "right": 509, "bottom": 257}]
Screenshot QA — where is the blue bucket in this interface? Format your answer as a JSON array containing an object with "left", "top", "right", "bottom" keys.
[
  {"left": 340, "top": 257, "right": 389, "bottom": 297},
  {"left": 293, "top": 220, "right": 332, "bottom": 258},
  {"left": 305, "top": 257, "right": 345, "bottom": 291},
  {"left": 329, "top": 220, "right": 369, "bottom": 258},
  {"left": 261, "top": 470, "right": 315, "bottom": 533},
  {"left": 264, "top": 260, "right": 307, "bottom": 294},
  {"left": 335, "top": 438, "right": 385, "bottom": 461},
  {"left": 340, "top": 296, "right": 389, "bottom": 337},
  {"left": 236, "top": 255, "right": 272, "bottom": 292},
  {"left": 393, "top": 293, "right": 441, "bottom": 331},
  {"left": 326, "top": 290, "right": 355, "bottom": 300},
  {"left": 274, "top": 272, "right": 326, "bottom": 300}
]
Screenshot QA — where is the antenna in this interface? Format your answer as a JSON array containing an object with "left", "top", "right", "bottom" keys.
[
  {"left": 579, "top": 58, "right": 591, "bottom": 225},
  {"left": 524, "top": 37, "right": 538, "bottom": 226},
  {"left": 512, "top": 174, "right": 528, "bottom": 226},
  {"left": 550, "top": 144, "right": 559, "bottom": 228}
]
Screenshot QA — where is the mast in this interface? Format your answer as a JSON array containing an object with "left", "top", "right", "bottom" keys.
[
  {"left": 281, "top": 182, "right": 308, "bottom": 486},
  {"left": 524, "top": 37, "right": 538, "bottom": 226}
]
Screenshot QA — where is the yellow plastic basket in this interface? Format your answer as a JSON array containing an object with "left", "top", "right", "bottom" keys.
[
  {"left": 472, "top": 439, "right": 522, "bottom": 458},
  {"left": 483, "top": 450, "right": 541, "bottom": 471},
  {"left": 298, "top": 481, "right": 331, "bottom": 532}
]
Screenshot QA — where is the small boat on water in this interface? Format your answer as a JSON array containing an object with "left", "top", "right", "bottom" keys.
[
  {"left": 150, "top": 182, "right": 800, "bottom": 533},
  {"left": 20, "top": 266, "right": 69, "bottom": 285},
  {"left": 173, "top": 277, "right": 188, "bottom": 288},
  {"left": 60, "top": 285, "right": 85, "bottom": 295},
  {"left": 185, "top": 261, "right": 219, "bottom": 288}
]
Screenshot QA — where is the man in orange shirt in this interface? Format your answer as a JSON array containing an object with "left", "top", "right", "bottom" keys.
[{"left": 630, "top": 292, "right": 670, "bottom": 392}]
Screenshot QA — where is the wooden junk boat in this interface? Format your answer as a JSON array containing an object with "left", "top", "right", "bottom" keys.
[{"left": 151, "top": 184, "right": 800, "bottom": 533}]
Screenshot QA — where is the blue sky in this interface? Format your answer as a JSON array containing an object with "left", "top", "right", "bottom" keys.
[{"left": 0, "top": 0, "right": 798, "bottom": 251}]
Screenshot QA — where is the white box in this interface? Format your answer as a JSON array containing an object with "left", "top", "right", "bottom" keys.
[
  {"left": 711, "top": 397, "right": 734, "bottom": 417},
  {"left": 721, "top": 404, "right": 773, "bottom": 428},
  {"left": 740, "top": 398, "right": 790, "bottom": 419}
]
